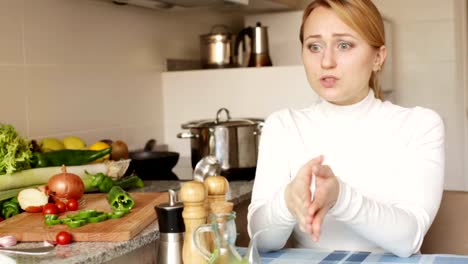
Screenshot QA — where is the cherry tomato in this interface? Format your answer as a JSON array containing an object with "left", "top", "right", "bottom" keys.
[
  {"left": 55, "top": 201, "right": 67, "bottom": 213},
  {"left": 56, "top": 231, "right": 72, "bottom": 245},
  {"left": 66, "top": 199, "right": 79, "bottom": 211},
  {"left": 43, "top": 203, "right": 58, "bottom": 215},
  {"left": 0, "top": 217, "right": 3, "bottom": 222}
]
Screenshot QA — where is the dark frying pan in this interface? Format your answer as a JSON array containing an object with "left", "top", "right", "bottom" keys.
[{"left": 126, "top": 139, "right": 180, "bottom": 180}]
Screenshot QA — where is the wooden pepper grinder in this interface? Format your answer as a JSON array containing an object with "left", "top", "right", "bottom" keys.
[
  {"left": 204, "top": 176, "right": 230, "bottom": 214},
  {"left": 180, "top": 181, "right": 207, "bottom": 264}
]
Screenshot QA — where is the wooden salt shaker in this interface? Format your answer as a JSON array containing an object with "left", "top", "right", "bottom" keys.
[{"left": 180, "top": 181, "right": 207, "bottom": 264}]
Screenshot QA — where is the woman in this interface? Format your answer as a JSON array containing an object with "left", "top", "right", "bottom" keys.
[{"left": 247, "top": 0, "right": 445, "bottom": 258}]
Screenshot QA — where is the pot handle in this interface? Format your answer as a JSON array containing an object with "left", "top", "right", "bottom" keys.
[
  {"left": 253, "top": 122, "right": 264, "bottom": 136},
  {"left": 215, "top": 108, "right": 231, "bottom": 124},
  {"left": 177, "top": 132, "right": 198, "bottom": 139}
]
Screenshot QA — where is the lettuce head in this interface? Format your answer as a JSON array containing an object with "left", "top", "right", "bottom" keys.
[{"left": 0, "top": 124, "right": 32, "bottom": 175}]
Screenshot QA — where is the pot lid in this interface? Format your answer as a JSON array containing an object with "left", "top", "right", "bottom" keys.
[
  {"left": 181, "top": 108, "right": 264, "bottom": 129},
  {"left": 200, "top": 25, "right": 232, "bottom": 40}
]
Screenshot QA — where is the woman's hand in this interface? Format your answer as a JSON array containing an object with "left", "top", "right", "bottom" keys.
[
  {"left": 285, "top": 155, "right": 324, "bottom": 233},
  {"left": 306, "top": 164, "right": 340, "bottom": 242}
]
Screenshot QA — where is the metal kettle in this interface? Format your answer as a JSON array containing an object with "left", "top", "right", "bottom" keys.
[{"left": 235, "top": 22, "right": 273, "bottom": 67}]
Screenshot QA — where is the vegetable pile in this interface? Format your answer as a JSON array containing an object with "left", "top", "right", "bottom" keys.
[
  {"left": 0, "top": 124, "right": 32, "bottom": 175},
  {"left": 0, "top": 123, "right": 144, "bottom": 232}
]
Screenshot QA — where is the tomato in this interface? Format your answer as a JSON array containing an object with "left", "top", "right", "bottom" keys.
[
  {"left": 0, "top": 217, "right": 3, "bottom": 222},
  {"left": 43, "top": 203, "right": 58, "bottom": 215},
  {"left": 55, "top": 201, "right": 67, "bottom": 213},
  {"left": 66, "top": 199, "right": 79, "bottom": 211},
  {"left": 56, "top": 231, "right": 72, "bottom": 245}
]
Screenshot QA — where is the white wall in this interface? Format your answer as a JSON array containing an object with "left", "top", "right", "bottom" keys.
[
  {"left": 162, "top": 65, "right": 318, "bottom": 179},
  {"left": 0, "top": 0, "right": 242, "bottom": 150},
  {"left": 370, "top": 0, "right": 465, "bottom": 190}
]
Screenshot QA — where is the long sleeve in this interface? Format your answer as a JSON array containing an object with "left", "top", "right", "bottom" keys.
[
  {"left": 247, "top": 91, "right": 445, "bottom": 256},
  {"left": 328, "top": 108, "right": 445, "bottom": 257},
  {"left": 247, "top": 111, "right": 297, "bottom": 251}
]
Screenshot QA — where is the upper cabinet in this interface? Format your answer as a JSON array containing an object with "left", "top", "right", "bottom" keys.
[
  {"left": 94, "top": 0, "right": 300, "bottom": 12},
  {"left": 244, "top": 0, "right": 299, "bottom": 10}
]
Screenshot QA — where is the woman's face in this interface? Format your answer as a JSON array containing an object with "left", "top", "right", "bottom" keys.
[{"left": 302, "top": 6, "right": 386, "bottom": 105}]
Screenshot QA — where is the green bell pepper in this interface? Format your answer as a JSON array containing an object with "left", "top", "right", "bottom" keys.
[
  {"left": 1, "top": 197, "right": 20, "bottom": 219},
  {"left": 107, "top": 186, "right": 135, "bottom": 210}
]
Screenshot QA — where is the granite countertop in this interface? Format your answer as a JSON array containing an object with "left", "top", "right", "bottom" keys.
[{"left": 4, "top": 180, "right": 254, "bottom": 264}]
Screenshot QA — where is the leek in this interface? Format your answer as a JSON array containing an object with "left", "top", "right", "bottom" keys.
[
  {"left": 0, "top": 159, "right": 130, "bottom": 192},
  {"left": 0, "top": 185, "right": 41, "bottom": 202}
]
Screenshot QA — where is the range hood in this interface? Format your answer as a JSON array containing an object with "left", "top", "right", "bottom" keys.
[{"left": 112, "top": 0, "right": 249, "bottom": 9}]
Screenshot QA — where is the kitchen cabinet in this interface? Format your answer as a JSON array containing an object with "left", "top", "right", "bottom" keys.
[
  {"left": 246, "top": 0, "right": 299, "bottom": 10},
  {"left": 95, "top": 0, "right": 300, "bottom": 11},
  {"left": 269, "top": 0, "right": 297, "bottom": 7}
]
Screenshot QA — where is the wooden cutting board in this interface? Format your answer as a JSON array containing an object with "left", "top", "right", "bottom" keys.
[{"left": 0, "top": 192, "right": 168, "bottom": 242}]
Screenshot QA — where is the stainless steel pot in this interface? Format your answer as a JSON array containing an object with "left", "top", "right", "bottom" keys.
[
  {"left": 199, "top": 25, "right": 236, "bottom": 69},
  {"left": 177, "top": 108, "right": 263, "bottom": 174}
]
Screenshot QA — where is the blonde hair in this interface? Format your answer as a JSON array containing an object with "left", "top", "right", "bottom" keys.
[{"left": 300, "top": 0, "right": 386, "bottom": 100}]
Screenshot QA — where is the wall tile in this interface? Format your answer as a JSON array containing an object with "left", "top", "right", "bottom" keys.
[
  {"left": 0, "top": 66, "right": 28, "bottom": 136},
  {"left": 23, "top": 0, "right": 243, "bottom": 66},
  {"left": 395, "top": 62, "right": 457, "bottom": 111},
  {"left": 395, "top": 20, "right": 456, "bottom": 64},
  {"left": 23, "top": 0, "right": 164, "bottom": 66},
  {"left": 0, "top": 0, "right": 24, "bottom": 65},
  {"left": 372, "top": 0, "right": 454, "bottom": 22},
  {"left": 393, "top": 62, "right": 463, "bottom": 190},
  {"left": 122, "top": 124, "right": 163, "bottom": 151},
  {"left": 25, "top": 65, "right": 163, "bottom": 140}
]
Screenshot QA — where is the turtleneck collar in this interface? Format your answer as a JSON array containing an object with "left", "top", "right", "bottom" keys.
[{"left": 315, "top": 89, "right": 379, "bottom": 121}]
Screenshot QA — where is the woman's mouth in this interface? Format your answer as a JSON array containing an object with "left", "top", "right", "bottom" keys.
[{"left": 320, "top": 76, "right": 338, "bottom": 88}]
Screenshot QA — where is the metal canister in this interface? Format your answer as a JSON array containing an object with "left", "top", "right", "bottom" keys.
[{"left": 199, "top": 25, "right": 236, "bottom": 69}]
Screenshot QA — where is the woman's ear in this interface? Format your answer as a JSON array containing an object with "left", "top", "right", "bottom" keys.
[{"left": 373, "top": 45, "right": 387, "bottom": 71}]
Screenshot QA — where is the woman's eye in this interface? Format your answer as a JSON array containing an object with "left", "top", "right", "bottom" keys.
[
  {"left": 338, "top": 42, "right": 351, "bottom": 50},
  {"left": 307, "top": 44, "right": 322, "bottom": 52}
]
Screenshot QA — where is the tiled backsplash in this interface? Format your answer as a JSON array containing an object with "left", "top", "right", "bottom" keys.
[{"left": 0, "top": 0, "right": 242, "bottom": 151}]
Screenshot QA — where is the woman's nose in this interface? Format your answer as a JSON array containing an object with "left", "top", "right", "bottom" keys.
[{"left": 321, "top": 47, "right": 336, "bottom": 69}]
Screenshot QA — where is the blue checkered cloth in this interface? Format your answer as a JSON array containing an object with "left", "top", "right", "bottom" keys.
[{"left": 237, "top": 248, "right": 468, "bottom": 264}]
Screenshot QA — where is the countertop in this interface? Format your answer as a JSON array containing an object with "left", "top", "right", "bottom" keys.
[{"left": 4, "top": 180, "right": 254, "bottom": 264}]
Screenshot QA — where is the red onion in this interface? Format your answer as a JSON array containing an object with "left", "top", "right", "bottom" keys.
[
  {"left": 0, "top": 235, "right": 17, "bottom": 247},
  {"left": 46, "top": 165, "right": 85, "bottom": 201}
]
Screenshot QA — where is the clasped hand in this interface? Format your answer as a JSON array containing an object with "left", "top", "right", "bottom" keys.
[{"left": 285, "top": 155, "right": 339, "bottom": 242}]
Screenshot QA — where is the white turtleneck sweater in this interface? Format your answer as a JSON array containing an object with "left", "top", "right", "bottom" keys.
[{"left": 247, "top": 90, "right": 445, "bottom": 257}]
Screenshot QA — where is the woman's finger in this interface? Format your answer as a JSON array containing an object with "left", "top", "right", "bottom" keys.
[{"left": 311, "top": 206, "right": 329, "bottom": 242}]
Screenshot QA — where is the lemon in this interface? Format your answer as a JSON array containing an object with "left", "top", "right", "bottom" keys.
[
  {"left": 88, "top": 141, "right": 111, "bottom": 163},
  {"left": 63, "top": 136, "right": 86, "bottom": 150},
  {"left": 40, "top": 138, "right": 65, "bottom": 152}
]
